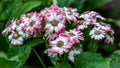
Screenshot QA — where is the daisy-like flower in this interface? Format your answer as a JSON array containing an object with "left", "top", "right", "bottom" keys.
[
  {"left": 46, "top": 33, "right": 58, "bottom": 42},
  {"left": 105, "top": 30, "right": 114, "bottom": 45},
  {"left": 89, "top": 11, "right": 106, "bottom": 20},
  {"left": 2, "top": 25, "right": 13, "bottom": 36},
  {"left": 80, "top": 11, "right": 105, "bottom": 21},
  {"left": 77, "top": 19, "right": 93, "bottom": 30},
  {"left": 62, "top": 28, "right": 84, "bottom": 44},
  {"left": 49, "top": 34, "right": 72, "bottom": 55},
  {"left": 68, "top": 49, "right": 82, "bottom": 63},
  {"left": 44, "top": 15, "right": 66, "bottom": 33},
  {"left": 10, "top": 19, "right": 26, "bottom": 32},
  {"left": 2, "top": 19, "right": 24, "bottom": 35},
  {"left": 89, "top": 27, "right": 106, "bottom": 40},
  {"left": 94, "top": 22, "right": 111, "bottom": 32},
  {"left": 43, "top": 8, "right": 66, "bottom": 33},
  {"left": 62, "top": 7, "right": 80, "bottom": 23},
  {"left": 8, "top": 31, "right": 24, "bottom": 46},
  {"left": 22, "top": 12, "right": 42, "bottom": 35}
]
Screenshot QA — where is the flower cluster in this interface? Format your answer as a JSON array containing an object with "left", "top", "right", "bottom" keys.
[
  {"left": 2, "top": 12, "right": 42, "bottom": 45},
  {"left": 2, "top": 5, "right": 115, "bottom": 62},
  {"left": 77, "top": 11, "right": 114, "bottom": 44},
  {"left": 46, "top": 28, "right": 84, "bottom": 55}
]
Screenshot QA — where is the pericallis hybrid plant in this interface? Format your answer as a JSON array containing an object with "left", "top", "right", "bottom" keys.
[{"left": 2, "top": 0, "right": 115, "bottom": 67}]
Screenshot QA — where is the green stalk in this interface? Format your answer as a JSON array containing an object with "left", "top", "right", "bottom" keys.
[
  {"left": 33, "top": 48, "right": 46, "bottom": 68},
  {"left": 53, "top": 0, "right": 57, "bottom": 5},
  {"left": 88, "top": 40, "right": 98, "bottom": 52},
  {"left": 64, "top": 53, "right": 68, "bottom": 62}
]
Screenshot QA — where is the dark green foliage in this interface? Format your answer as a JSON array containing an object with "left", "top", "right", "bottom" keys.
[
  {"left": 75, "top": 52, "right": 110, "bottom": 68},
  {"left": 52, "top": 62, "right": 72, "bottom": 68},
  {"left": 108, "top": 50, "right": 120, "bottom": 68},
  {"left": 0, "top": 0, "right": 119, "bottom": 68}
]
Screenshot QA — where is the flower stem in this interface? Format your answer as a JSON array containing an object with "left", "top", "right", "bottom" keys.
[
  {"left": 64, "top": 53, "right": 68, "bottom": 62},
  {"left": 88, "top": 40, "right": 98, "bottom": 52},
  {"left": 33, "top": 48, "right": 46, "bottom": 68},
  {"left": 53, "top": 0, "right": 57, "bottom": 5}
]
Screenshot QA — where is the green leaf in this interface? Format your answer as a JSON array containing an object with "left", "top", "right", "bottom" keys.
[
  {"left": 75, "top": 52, "right": 111, "bottom": 68},
  {"left": 11, "top": 1, "right": 41, "bottom": 18},
  {"left": 0, "top": 51, "right": 6, "bottom": 58},
  {"left": 53, "top": 62, "right": 72, "bottom": 68},
  {"left": 84, "top": 0, "right": 112, "bottom": 10},
  {"left": 0, "top": 2, "right": 3, "bottom": 15},
  {"left": 6, "top": 1, "right": 41, "bottom": 27},
  {"left": 6, "top": 45, "right": 32, "bottom": 65},
  {"left": 76, "top": 0, "right": 86, "bottom": 12},
  {"left": 0, "top": 57, "right": 21, "bottom": 68},
  {"left": 0, "top": 0, "right": 22, "bottom": 21},
  {"left": 57, "top": 0, "right": 74, "bottom": 7},
  {"left": 5, "top": 37, "right": 45, "bottom": 67},
  {"left": 0, "top": 34, "right": 9, "bottom": 53},
  {"left": 100, "top": 44, "right": 116, "bottom": 53},
  {"left": 24, "top": 37, "right": 46, "bottom": 47},
  {"left": 108, "top": 50, "right": 120, "bottom": 68},
  {"left": 114, "top": 20, "right": 120, "bottom": 27},
  {"left": 0, "top": 23, "right": 9, "bottom": 53}
]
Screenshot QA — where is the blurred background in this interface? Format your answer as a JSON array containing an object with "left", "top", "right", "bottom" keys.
[{"left": 0, "top": 0, "right": 120, "bottom": 67}]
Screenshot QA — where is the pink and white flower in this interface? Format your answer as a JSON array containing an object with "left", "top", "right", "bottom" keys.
[
  {"left": 89, "top": 27, "right": 106, "bottom": 40},
  {"left": 46, "top": 33, "right": 58, "bottom": 42},
  {"left": 105, "top": 30, "right": 114, "bottom": 45},
  {"left": 21, "top": 12, "right": 42, "bottom": 35},
  {"left": 94, "top": 22, "right": 111, "bottom": 32},
  {"left": 62, "top": 28, "right": 84, "bottom": 44},
  {"left": 80, "top": 11, "right": 105, "bottom": 21},
  {"left": 49, "top": 34, "right": 72, "bottom": 55},
  {"left": 62, "top": 7, "right": 80, "bottom": 23},
  {"left": 2, "top": 19, "right": 25, "bottom": 35},
  {"left": 44, "top": 11, "right": 66, "bottom": 33},
  {"left": 77, "top": 20, "right": 93, "bottom": 30},
  {"left": 8, "top": 31, "right": 24, "bottom": 46},
  {"left": 2, "top": 25, "right": 13, "bottom": 36}
]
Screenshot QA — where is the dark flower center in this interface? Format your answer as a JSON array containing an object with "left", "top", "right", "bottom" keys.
[
  {"left": 108, "top": 31, "right": 113, "bottom": 36},
  {"left": 83, "top": 11, "right": 90, "bottom": 14},
  {"left": 26, "top": 14, "right": 31, "bottom": 18},
  {"left": 30, "top": 21, "right": 35, "bottom": 26},
  {"left": 79, "top": 20, "right": 85, "bottom": 25},
  {"left": 16, "top": 20, "right": 21, "bottom": 25},
  {"left": 99, "top": 22, "right": 106, "bottom": 26},
  {"left": 69, "top": 32, "right": 75, "bottom": 36},
  {"left": 13, "top": 32, "right": 19, "bottom": 39},
  {"left": 57, "top": 40, "right": 64, "bottom": 47},
  {"left": 51, "top": 19, "right": 58, "bottom": 26},
  {"left": 94, "top": 30, "right": 101, "bottom": 35},
  {"left": 68, "top": 12, "right": 72, "bottom": 15}
]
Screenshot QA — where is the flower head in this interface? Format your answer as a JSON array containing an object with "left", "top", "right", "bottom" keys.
[
  {"left": 80, "top": 11, "right": 105, "bottom": 21},
  {"left": 105, "top": 30, "right": 114, "bottom": 45},
  {"left": 21, "top": 12, "right": 42, "bottom": 35},
  {"left": 77, "top": 19, "right": 93, "bottom": 30},
  {"left": 49, "top": 34, "right": 72, "bottom": 55},
  {"left": 2, "top": 19, "right": 24, "bottom": 35},
  {"left": 8, "top": 31, "right": 24, "bottom": 46},
  {"left": 89, "top": 27, "right": 106, "bottom": 40},
  {"left": 94, "top": 22, "right": 111, "bottom": 32},
  {"left": 61, "top": 28, "right": 84, "bottom": 44},
  {"left": 62, "top": 7, "right": 80, "bottom": 23},
  {"left": 41, "top": 5, "right": 66, "bottom": 33}
]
